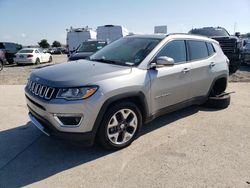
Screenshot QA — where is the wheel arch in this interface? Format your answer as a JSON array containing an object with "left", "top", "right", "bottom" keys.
[
  {"left": 91, "top": 91, "right": 149, "bottom": 141},
  {"left": 207, "top": 74, "right": 228, "bottom": 97}
]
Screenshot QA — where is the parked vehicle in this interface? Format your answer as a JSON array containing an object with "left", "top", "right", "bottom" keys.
[
  {"left": 97, "top": 25, "right": 129, "bottom": 42},
  {"left": 14, "top": 48, "right": 52, "bottom": 65},
  {"left": 0, "top": 42, "right": 22, "bottom": 64},
  {"left": 68, "top": 40, "right": 107, "bottom": 61},
  {"left": 26, "top": 34, "right": 230, "bottom": 150},
  {"left": 241, "top": 42, "right": 250, "bottom": 65},
  {"left": 58, "top": 47, "right": 68, "bottom": 54},
  {"left": 189, "top": 27, "right": 242, "bottom": 73},
  {"left": 66, "top": 27, "right": 96, "bottom": 55},
  {"left": 47, "top": 47, "right": 63, "bottom": 55},
  {"left": 0, "top": 49, "right": 7, "bottom": 71}
]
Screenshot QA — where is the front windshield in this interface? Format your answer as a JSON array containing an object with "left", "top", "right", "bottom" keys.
[
  {"left": 190, "top": 28, "right": 230, "bottom": 37},
  {"left": 245, "top": 43, "right": 250, "bottom": 49},
  {"left": 90, "top": 37, "right": 161, "bottom": 66},
  {"left": 76, "top": 41, "right": 106, "bottom": 53}
]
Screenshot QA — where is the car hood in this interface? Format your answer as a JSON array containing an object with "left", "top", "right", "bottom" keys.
[
  {"left": 30, "top": 60, "right": 132, "bottom": 87},
  {"left": 212, "top": 36, "right": 239, "bottom": 41},
  {"left": 69, "top": 52, "right": 94, "bottom": 61}
]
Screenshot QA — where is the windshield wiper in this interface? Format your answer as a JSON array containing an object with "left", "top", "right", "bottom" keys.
[{"left": 90, "top": 58, "right": 121, "bottom": 65}]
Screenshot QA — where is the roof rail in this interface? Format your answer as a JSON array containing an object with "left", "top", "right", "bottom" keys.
[{"left": 166, "top": 33, "right": 210, "bottom": 38}]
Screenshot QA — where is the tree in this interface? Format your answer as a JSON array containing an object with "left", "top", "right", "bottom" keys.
[
  {"left": 38, "top": 39, "right": 50, "bottom": 48},
  {"left": 52, "top": 41, "right": 61, "bottom": 47},
  {"left": 241, "top": 32, "right": 250, "bottom": 38}
]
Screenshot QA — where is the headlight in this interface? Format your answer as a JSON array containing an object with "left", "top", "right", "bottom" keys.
[{"left": 56, "top": 86, "right": 98, "bottom": 100}]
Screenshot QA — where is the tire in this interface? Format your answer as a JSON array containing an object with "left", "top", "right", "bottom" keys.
[
  {"left": 203, "top": 93, "right": 231, "bottom": 109},
  {"left": 0, "top": 61, "right": 3, "bottom": 71},
  {"left": 8, "top": 59, "right": 14, "bottom": 64},
  {"left": 98, "top": 101, "right": 142, "bottom": 150},
  {"left": 48, "top": 56, "right": 52, "bottom": 63},
  {"left": 35, "top": 58, "right": 40, "bottom": 65}
]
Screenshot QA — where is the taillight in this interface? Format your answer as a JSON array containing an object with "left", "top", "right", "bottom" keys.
[{"left": 27, "top": 54, "right": 33, "bottom": 58}]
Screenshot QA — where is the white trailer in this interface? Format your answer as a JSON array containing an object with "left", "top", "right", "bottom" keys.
[
  {"left": 154, "top": 25, "right": 167, "bottom": 34},
  {"left": 66, "top": 26, "right": 96, "bottom": 53},
  {"left": 97, "top": 25, "right": 129, "bottom": 43}
]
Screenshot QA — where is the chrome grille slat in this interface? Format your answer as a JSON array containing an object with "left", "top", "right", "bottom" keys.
[
  {"left": 27, "top": 81, "right": 55, "bottom": 100},
  {"left": 45, "top": 87, "right": 55, "bottom": 99}
]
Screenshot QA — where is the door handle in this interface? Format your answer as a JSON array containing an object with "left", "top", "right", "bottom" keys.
[
  {"left": 182, "top": 68, "right": 190, "bottom": 73},
  {"left": 210, "top": 62, "right": 216, "bottom": 68}
]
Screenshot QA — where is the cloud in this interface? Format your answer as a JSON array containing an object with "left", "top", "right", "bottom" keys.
[{"left": 21, "top": 33, "right": 26, "bottom": 38}]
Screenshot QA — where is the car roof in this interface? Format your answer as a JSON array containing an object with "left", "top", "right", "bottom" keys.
[{"left": 127, "top": 33, "right": 218, "bottom": 43}]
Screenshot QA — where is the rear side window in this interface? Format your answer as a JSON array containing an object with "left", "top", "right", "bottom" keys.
[
  {"left": 156, "top": 40, "right": 186, "bottom": 63},
  {"left": 206, "top": 42, "right": 216, "bottom": 56},
  {"left": 188, "top": 40, "right": 208, "bottom": 61}
]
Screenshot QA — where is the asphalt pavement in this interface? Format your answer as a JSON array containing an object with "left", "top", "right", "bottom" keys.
[{"left": 0, "top": 83, "right": 250, "bottom": 187}]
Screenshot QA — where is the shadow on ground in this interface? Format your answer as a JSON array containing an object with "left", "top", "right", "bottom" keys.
[{"left": 0, "top": 105, "right": 212, "bottom": 187}]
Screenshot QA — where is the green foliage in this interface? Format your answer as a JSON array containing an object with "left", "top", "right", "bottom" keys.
[
  {"left": 52, "top": 41, "right": 62, "bottom": 47},
  {"left": 38, "top": 39, "right": 50, "bottom": 48},
  {"left": 241, "top": 33, "right": 250, "bottom": 38}
]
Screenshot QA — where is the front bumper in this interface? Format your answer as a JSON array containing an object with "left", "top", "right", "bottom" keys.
[
  {"left": 25, "top": 86, "right": 104, "bottom": 144},
  {"left": 28, "top": 110, "right": 95, "bottom": 145}
]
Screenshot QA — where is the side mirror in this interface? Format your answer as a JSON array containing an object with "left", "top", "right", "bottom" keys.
[
  {"left": 156, "top": 56, "right": 175, "bottom": 66},
  {"left": 235, "top": 32, "right": 240, "bottom": 37}
]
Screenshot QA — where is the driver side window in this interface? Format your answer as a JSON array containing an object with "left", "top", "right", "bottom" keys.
[{"left": 156, "top": 40, "right": 187, "bottom": 63}]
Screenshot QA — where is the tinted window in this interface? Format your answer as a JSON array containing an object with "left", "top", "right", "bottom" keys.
[
  {"left": 19, "top": 49, "right": 33, "bottom": 53},
  {"left": 188, "top": 41, "right": 208, "bottom": 61},
  {"left": 189, "top": 28, "right": 229, "bottom": 37},
  {"left": 156, "top": 40, "right": 186, "bottom": 63},
  {"left": 5, "top": 43, "right": 16, "bottom": 49},
  {"left": 206, "top": 42, "right": 215, "bottom": 56},
  {"left": 76, "top": 41, "right": 107, "bottom": 53},
  {"left": 245, "top": 43, "right": 250, "bottom": 49}
]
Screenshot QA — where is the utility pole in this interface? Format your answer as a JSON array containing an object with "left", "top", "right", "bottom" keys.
[{"left": 234, "top": 22, "right": 237, "bottom": 33}]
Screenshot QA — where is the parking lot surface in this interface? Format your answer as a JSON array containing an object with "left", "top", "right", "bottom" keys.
[
  {"left": 0, "top": 83, "right": 250, "bottom": 187},
  {"left": 0, "top": 55, "right": 68, "bottom": 85}
]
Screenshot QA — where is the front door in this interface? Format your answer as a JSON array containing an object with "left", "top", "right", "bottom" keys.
[{"left": 149, "top": 40, "right": 192, "bottom": 114}]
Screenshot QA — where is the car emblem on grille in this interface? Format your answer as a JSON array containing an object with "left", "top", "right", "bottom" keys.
[{"left": 35, "top": 77, "right": 40, "bottom": 81}]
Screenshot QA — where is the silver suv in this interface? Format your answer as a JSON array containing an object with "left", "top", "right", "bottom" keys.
[{"left": 26, "top": 34, "right": 229, "bottom": 149}]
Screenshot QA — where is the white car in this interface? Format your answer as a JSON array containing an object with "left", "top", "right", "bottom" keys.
[{"left": 14, "top": 48, "right": 52, "bottom": 65}]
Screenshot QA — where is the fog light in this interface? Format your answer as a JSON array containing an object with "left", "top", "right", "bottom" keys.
[{"left": 53, "top": 113, "right": 83, "bottom": 127}]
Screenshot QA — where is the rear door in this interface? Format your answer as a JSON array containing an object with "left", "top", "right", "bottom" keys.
[
  {"left": 187, "top": 40, "right": 215, "bottom": 97},
  {"left": 149, "top": 40, "right": 192, "bottom": 114}
]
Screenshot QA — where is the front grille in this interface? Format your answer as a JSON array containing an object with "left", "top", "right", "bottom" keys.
[
  {"left": 27, "top": 80, "right": 55, "bottom": 100},
  {"left": 213, "top": 37, "right": 236, "bottom": 54}
]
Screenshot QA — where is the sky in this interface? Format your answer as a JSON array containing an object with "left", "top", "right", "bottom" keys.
[{"left": 0, "top": 0, "right": 249, "bottom": 45}]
